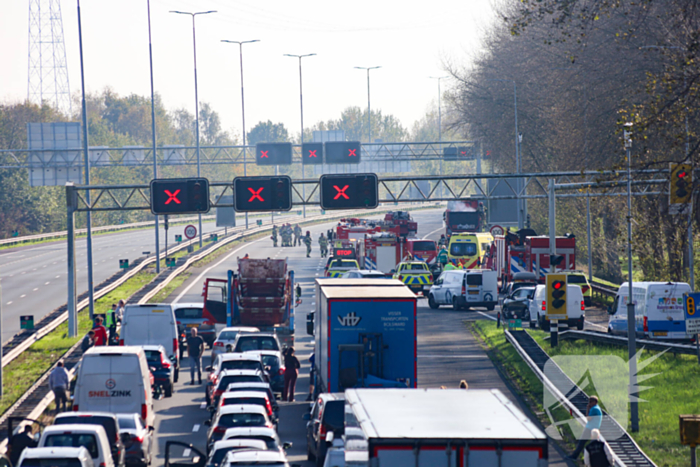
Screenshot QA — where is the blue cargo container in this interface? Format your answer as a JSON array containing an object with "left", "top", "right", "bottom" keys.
[{"left": 315, "top": 286, "right": 417, "bottom": 393}]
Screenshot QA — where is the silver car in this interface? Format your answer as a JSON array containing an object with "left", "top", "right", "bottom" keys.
[{"left": 211, "top": 327, "right": 260, "bottom": 361}]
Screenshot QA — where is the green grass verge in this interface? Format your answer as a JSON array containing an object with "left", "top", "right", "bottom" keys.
[
  {"left": 2, "top": 270, "right": 156, "bottom": 417},
  {"left": 473, "top": 320, "right": 699, "bottom": 467},
  {"left": 148, "top": 272, "right": 191, "bottom": 303}
]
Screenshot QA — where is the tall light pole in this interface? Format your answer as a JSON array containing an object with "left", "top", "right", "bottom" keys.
[
  {"left": 430, "top": 76, "right": 448, "bottom": 197},
  {"left": 76, "top": 0, "right": 94, "bottom": 320},
  {"left": 223, "top": 39, "right": 259, "bottom": 229},
  {"left": 354, "top": 66, "right": 381, "bottom": 144},
  {"left": 284, "top": 53, "right": 316, "bottom": 218},
  {"left": 487, "top": 78, "right": 521, "bottom": 228},
  {"left": 146, "top": 0, "right": 160, "bottom": 273},
  {"left": 170, "top": 9, "right": 216, "bottom": 247}
]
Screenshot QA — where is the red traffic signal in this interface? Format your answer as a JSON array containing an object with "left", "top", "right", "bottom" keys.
[
  {"left": 255, "top": 143, "right": 292, "bottom": 166},
  {"left": 320, "top": 173, "right": 378, "bottom": 210},
  {"left": 301, "top": 143, "right": 324, "bottom": 165},
  {"left": 150, "top": 178, "right": 210, "bottom": 215},
  {"left": 233, "top": 176, "right": 292, "bottom": 212},
  {"left": 325, "top": 141, "right": 361, "bottom": 164}
]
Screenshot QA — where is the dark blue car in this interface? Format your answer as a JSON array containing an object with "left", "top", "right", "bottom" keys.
[
  {"left": 244, "top": 350, "right": 284, "bottom": 395},
  {"left": 142, "top": 345, "right": 174, "bottom": 398}
]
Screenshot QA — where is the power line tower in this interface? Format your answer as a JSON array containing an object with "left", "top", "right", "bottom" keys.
[{"left": 27, "top": 0, "right": 72, "bottom": 116}]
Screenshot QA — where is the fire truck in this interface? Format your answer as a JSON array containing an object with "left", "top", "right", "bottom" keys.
[
  {"left": 443, "top": 200, "right": 485, "bottom": 237},
  {"left": 363, "top": 232, "right": 407, "bottom": 274},
  {"left": 383, "top": 211, "right": 418, "bottom": 238},
  {"left": 485, "top": 230, "right": 576, "bottom": 287}
]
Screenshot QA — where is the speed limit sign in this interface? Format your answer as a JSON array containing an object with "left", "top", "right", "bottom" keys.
[
  {"left": 490, "top": 225, "right": 504, "bottom": 236},
  {"left": 184, "top": 224, "right": 197, "bottom": 240}
]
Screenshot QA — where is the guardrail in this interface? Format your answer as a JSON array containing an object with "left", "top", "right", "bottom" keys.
[
  {"left": 590, "top": 279, "right": 619, "bottom": 300},
  {"left": 557, "top": 329, "right": 699, "bottom": 356}
]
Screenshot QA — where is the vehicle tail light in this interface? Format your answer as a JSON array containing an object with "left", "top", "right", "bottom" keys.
[
  {"left": 73, "top": 405, "right": 79, "bottom": 411},
  {"left": 265, "top": 398, "right": 273, "bottom": 416},
  {"left": 399, "top": 275, "right": 404, "bottom": 281},
  {"left": 176, "top": 321, "right": 181, "bottom": 325},
  {"left": 214, "top": 342, "right": 224, "bottom": 347},
  {"left": 132, "top": 435, "right": 143, "bottom": 443},
  {"left": 173, "top": 338, "right": 178, "bottom": 354},
  {"left": 141, "top": 404, "right": 148, "bottom": 421},
  {"left": 541, "top": 301, "right": 546, "bottom": 312},
  {"left": 213, "top": 426, "right": 226, "bottom": 434},
  {"left": 581, "top": 302, "right": 585, "bottom": 311},
  {"left": 278, "top": 367, "right": 285, "bottom": 376},
  {"left": 100, "top": 463, "right": 106, "bottom": 467},
  {"left": 160, "top": 353, "right": 171, "bottom": 369},
  {"left": 643, "top": 316, "right": 648, "bottom": 333},
  {"left": 214, "top": 389, "right": 224, "bottom": 398},
  {"left": 119, "top": 339, "right": 124, "bottom": 346},
  {"left": 319, "top": 424, "right": 327, "bottom": 437},
  {"left": 461, "top": 284, "right": 466, "bottom": 295}
]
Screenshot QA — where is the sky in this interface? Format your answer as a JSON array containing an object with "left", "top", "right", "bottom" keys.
[{"left": 0, "top": 0, "right": 497, "bottom": 143}]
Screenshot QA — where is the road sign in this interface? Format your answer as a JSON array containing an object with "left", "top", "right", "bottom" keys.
[
  {"left": 507, "top": 319, "right": 522, "bottom": 329},
  {"left": 233, "top": 176, "right": 292, "bottom": 212},
  {"left": 546, "top": 273, "right": 568, "bottom": 320},
  {"left": 256, "top": 220, "right": 263, "bottom": 226},
  {"left": 150, "top": 178, "right": 210, "bottom": 215},
  {"left": 119, "top": 259, "right": 129, "bottom": 269},
  {"left": 210, "top": 233, "right": 218, "bottom": 242},
  {"left": 684, "top": 292, "right": 700, "bottom": 334},
  {"left": 175, "top": 235, "right": 182, "bottom": 242},
  {"left": 255, "top": 143, "right": 292, "bottom": 166},
  {"left": 325, "top": 141, "right": 361, "bottom": 164},
  {"left": 184, "top": 224, "right": 197, "bottom": 239},
  {"left": 166, "top": 257, "right": 176, "bottom": 268},
  {"left": 20, "top": 315, "right": 34, "bottom": 330},
  {"left": 490, "top": 225, "right": 504, "bottom": 236},
  {"left": 319, "top": 173, "right": 378, "bottom": 210},
  {"left": 301, "top": 142, "right": 324, "bottom": 165}
]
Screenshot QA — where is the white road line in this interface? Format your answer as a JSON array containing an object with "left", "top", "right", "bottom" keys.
[
  {"left": 192, "top": 424, "right": 200, "bottom": 432},
  {"left": 200, "top": 402, "right": 206, "bottom": 409},
  {"left": 6, "top": 302, "right": 12, "bottom": 305},
  {"left": 21, "top": 272, "right": 26, "bottom": 275},
  {"left": 587, "top": 321, "right": 607, "bottom": 331},
  {"left": 183, "top": 449, "right": 191, "bottom": 457},
  {"left": 33, "top": 288, "right": 38, "bottom": 291},
  {"left": 56, "top": 275, "right": 60, "bottom": 278},
  {"left": 419, "top": 354, "right": 486, "bottom": 359},
  {"left": 45, "top": 282, "right": 50, "bottom": 285},
  {"left": 20, "top": 294, "right": 26, "bottom": 298},
  {"left": 477, "top": 311, "right": 497, "bottom": 321},
  {"left": 425, "top": 226, "right": 445, "bottom": 239},
  {"left": 173, "top": 237, "right": 267, "bottom": 303}
]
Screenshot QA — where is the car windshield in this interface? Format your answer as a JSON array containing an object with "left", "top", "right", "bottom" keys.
[
  {"left": 217, "top": 331, "right": 239, "bottom": 341},
  {"left": 227, "top": 436, "right": 278, "bottom": 450},
  {"left": 174, "top": 308, "right": 203, "bottom": 319},
  {"left": 260, "top": 355, "right": 280, "bottom": 371},
  {"left": 235, "top": 337, "right": 279, "bottom": 352},
  {"left": 450, "top": 243, "right": 477, "bottom": 257},
  {"left": 44, "top": 434, "right": 99, "bottom": 459},
  {"left": 116, "top": 415, "right": 137, "bottom": 430},
  {"left": 322, "top": 401, "right": 345, "bottom": 432},
  {"left": 330, "top": 260, "right": 356, "bottom": 268},
  {"left": 568, "top": 275, "right": 587, "bottom": 284},
  {"left": 411, "top": 241, "right": 436, "bottom": 251},
  {"left": 217, "top": 413, "right": 266, "bottom": 428},
  {"left": 221, "top": 361, "right": 260, "bottom": 372},
  {"left": 222, "top": 398, "right": 266, "bottom": 408},
  {"left": 54, "top": 417, "right": 116, "bottom": 445},
  {"left": 211, "top": 446, "right": 265, "bottom": 466},
  {"left": 144, "top": 350, "right": 162, "bottom": 362},
  {"left": 20, "top": 459, "right": 83, "bottom": 467},
  {"left": 466, "top": 274, "right": 482, "bottom": 286},
  {"left": 407, "top": 264, "right": 428, "bottom": 271},
  {"left": 219, "top": 375, "right": 264, "bottom": 389}
]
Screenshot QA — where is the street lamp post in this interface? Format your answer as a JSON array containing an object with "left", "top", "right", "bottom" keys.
[
  {"left": 146, "top": 0, "right": 159, "bottom": 273},
  {"left": 170, "top": 9, "right": 216, "bottom": 247},
  {"left": 355, "top": 66, "right": 381, "bottom": 144},
  {"left": 223, "top": 39, "right": 259, "bottom": 229},
  {"left": 284, "top": 53, "right": 316, "bottom": 218},
  {"left": 430, "top": 76, "right": 448, "bottom": 197}
]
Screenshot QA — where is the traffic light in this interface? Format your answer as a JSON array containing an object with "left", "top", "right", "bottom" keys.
[
  {"left": 546, "top": 273, "right": 568, "bottom": 318},
  {"left": 458, "top": 147, "right": 473, "bottom": 160},
  {"left": 670, "top": 163, "right": 693, "bottom": 205},
  {"left": 150, "top": 178, "right": 210, "bottom": 215},
  {"left": 301, "top": 143, "right": 324, "bottom": 165},
  {"left": 233, "top": 176, "right": 292, "bottom": 212},
  {"left": 319, "top": 173, "right": 378, "bottom": 210},
  {"left": 325, "top": 141, "right": 361, "bottom": 164},
  {"left": 255, "top": 143, "right": 293, "bottom": 166}
]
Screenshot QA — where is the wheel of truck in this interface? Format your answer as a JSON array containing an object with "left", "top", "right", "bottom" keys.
[
  {"left": 174, "top": 367, "right": 179, "bottom": 383},
  {"left": 428, "top": 295, "right": 439, "bottom": 309},
  {"left": 165, "top": 383, "right": 173, "bottom": 398},
  {"left": 577, "top": 318, "right": 585, "bottom": 330}
]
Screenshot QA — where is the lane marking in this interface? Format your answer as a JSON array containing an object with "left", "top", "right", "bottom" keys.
[
  {"left": 425, "top": 226, "right": 445, "bottom": 239},
  {"left": 419, "top": 354, "right": 487, "bottom": 359},
  {"left": 192, "top": 424, "right": 200, "bottom": 432},
  {"left": 55, "top": 275, "right": 60, "bottom": 278},
  {"left": 6, "top": 302, "right": 11, "bottom": 305},
  {"left": 183, "top": 449, "right": 191, "bottom": 457},
  {"left": 477, "top": 311, "right": 497, "bottom": 321},
  {"left": 200, "top": 402, "right": 206, "bottom": 409},
  {"left": 33, "top": 288, "right": 38, "bottom": 291},
  {"left": 20, "top": 294, "right": 26, "bottom": 298},
  {"left": 45, "top": 282, "right": 50, "bottom": 285}
]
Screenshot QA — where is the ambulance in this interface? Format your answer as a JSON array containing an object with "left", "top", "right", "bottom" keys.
[{"left": 447, "top": 232, "right": 493, "bottom": 269}]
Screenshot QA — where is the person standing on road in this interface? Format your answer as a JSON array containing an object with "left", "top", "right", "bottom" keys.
[
  {"left": 187, "top": 328, "right": 205, "bottom": 385},
  {"left": 282, "top": 347, "right": 301, "bottom": 402},
  {"left": 437, "top": 246, "right": 448, "bottom": 266},
  {"left": 294, "top": 224, "right": 302, "bottom": 247},
  {"left": 584, "top": 429, "right": 614, "bottom": 467},
  {"left": 116, "top": 299, "right": 126, "bottom": 323},
  {"left": 570, "top": 396, "right": 603, "bottom": 459},
  {"left": 93, "top": 317, "right": 108, "bottom": 346},
  {"left": 49, "top": 361, "right": 70, "bottom": 413},
  {"left": 318, "top": 233, "right": 328, "bottom": 258},
  {"left": 307, "top": 352, "right": 316, "bottom": 401},
  {"left": 303, "top": 231, "right": 312, "bottom": 258},
  {"left": 271, "top": 225, "right": 278, "bottom": 247},
  {"left": 9, "top": 426, "right": 37, "bottom": 467}
]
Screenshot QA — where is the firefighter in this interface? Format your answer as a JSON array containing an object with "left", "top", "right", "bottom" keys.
[
  {"left": 281, "top": 224, "right": 291, "bottom": 247},
  {"left": 318, "top": 233, "right": 328, "bottom": 258},
  {"left": 271, "top": 225, "right": 278, "bottom": 247},
  {"left": 303, "top": 231, "right": 312, "bottom": 258},
  {"left": 294, "top": 224, "right": 302, "bottom": 247},
  {"left": 438, "top": 234, "right": 447, "bottom": 247}
]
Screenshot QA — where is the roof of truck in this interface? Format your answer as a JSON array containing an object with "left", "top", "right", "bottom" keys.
[
  {"left": 321, "top": 286, "right": 416, "bottom": 299},
  {"left": 345, "top": 389, "right": 546, "bottom": 441},
  {"left": 315, "top": 278, "right": 405, "bottom": 287}
]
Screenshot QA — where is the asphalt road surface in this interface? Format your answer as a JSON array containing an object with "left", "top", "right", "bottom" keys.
[{"left": 153, "top": 209, "right": 577, "bottom": 467}]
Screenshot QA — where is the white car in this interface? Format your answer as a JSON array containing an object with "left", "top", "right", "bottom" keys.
[
  {"left": 212, "top": 327, "right": 260, "bottom": 361},
  {"left": 341, "top": 270, "right": 390, "bottom": 279},
  {"left": 39, "top": 424, "right": 114, "bottom": 467},
  {"left": 222, "top": 427, "right": 291, "bottom": 453},
  {"left": 528, "top": 284, "right": 585, "bottom": 330},
  {"left": 221, "top": 449, "right": 290, "bottom": 467},
  {"left": 18, "top": 447, "right": 95, "bottom": 467},
  {"left": 207, "top": 439, "right": 268, "bottom": 467}
]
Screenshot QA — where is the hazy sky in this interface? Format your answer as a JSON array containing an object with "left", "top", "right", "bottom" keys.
[{"left": 1, "top": 0, "right": 497, "bottom": 142}]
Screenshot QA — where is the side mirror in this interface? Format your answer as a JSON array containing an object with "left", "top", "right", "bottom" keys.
[
  {"left": 283, "top": 442, "right": 292, "bottom": 450},
  {"left": 205, "top": 366, "right": 212, "bottom": 372},
  {"left": 325, "top": 431, "right": 334, "bottom": 443},
  {"left": 302, "top": 413, "right": 310, "bottom": 421},
  {"left": 607, "top": 305, "right": 613, "bottom": 314},
  {"left": 204, "top": 420, "right": 212, "bottom": 426}
]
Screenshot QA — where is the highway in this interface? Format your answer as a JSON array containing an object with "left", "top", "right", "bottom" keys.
[{"left": 153, "top": 208, "right": 579, "bottom": 467}]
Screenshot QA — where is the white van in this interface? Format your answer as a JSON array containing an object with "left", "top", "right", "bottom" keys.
[
  {"left": 607, "top": 281, "right": 690, "bottom": 339},
  {"left": 428, "top": 269, "right": 498, "bottom": 310},
  {"left": 73, "top": 346, "right": 155, "bottom": 428},
  {"left": 18, "top": 447, "right": 95, "bottom": 467},
  {"left": 38, "top": 424, "right": 114, "bottom": 467},
  {"left": 121, "top": 303, "right": 180, "bottom": 381},
  {"left": 529, "top": 284, "right": 585, "bottom": 330}
]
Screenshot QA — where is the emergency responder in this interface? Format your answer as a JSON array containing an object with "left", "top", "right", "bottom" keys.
[
  {"left": 437, "top": 245, "right": 449, "bottom": 266},
  {"left": 280, "top": 224, "right": 290, "bottom": 247},
  {"left": 438, "top": 234, "right": 447, "bottom": 247},
  {"left": 318, "top": 233, "right": 328, "bottom": 258},
  {"left": 294, "top": 224, "right": 302, "bottom": 247},
  {"left": 271, "top": 225, "right": 278, "bottom": 247},
  {"left": 444, "top": 261, "right": 457, "bottom": 271},
  {"left": 303, "top": 231, "right": 312, "bottom": 257}
]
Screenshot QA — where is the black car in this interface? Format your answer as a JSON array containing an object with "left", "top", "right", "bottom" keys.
[
  {"left": 303, "top": 393, "right": 345, "bottom": 467},
  {"left": 501, "top": 286, "right": 536, "bottom": 319},
  {"left": 143, "top": 345, "right": 174, "bottom": 397},
  {"left": 116, "top": 414, "right": 153, "bottom": 467},
  {"left": 54, "top": 412, "right": 126, "bottom": 467},
  {"left": 232, "top": 334, "right": 281, "bottom": 353}
]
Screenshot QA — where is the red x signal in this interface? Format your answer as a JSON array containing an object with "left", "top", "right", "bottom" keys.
[
  {"left": 348, "top": 149, "right": 357, "bottom": 157},
  {"left": 333, "top": 185, "right": 350, "bottom": 200},
  {"left": 308, "top": 150, "right": 317, "bottom": 158},
  {"left": 260, "top": 150, "right": 269, "bottom": 158},
  {"left": 460, "top": 150, "right": 467, "bottom": 156},
  {"left": 164, "top": 189, "right": 181, "bottom": 205},
  {"left": 248, "top": 187, "right": 264, "bottom": 202}
]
